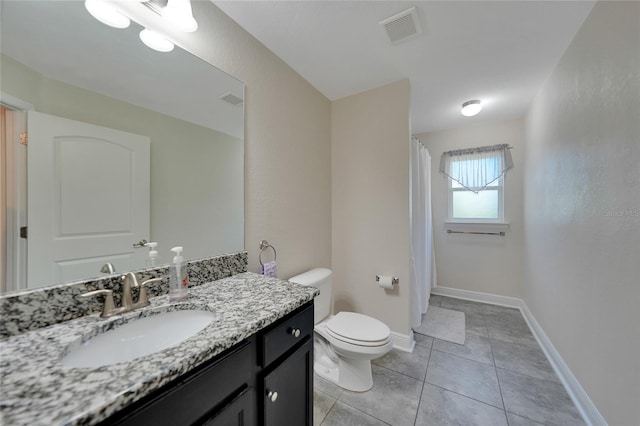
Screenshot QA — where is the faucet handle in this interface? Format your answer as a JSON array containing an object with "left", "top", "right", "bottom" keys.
[
  {"left": 138, "top": 278, "right": 163, "bottom": 306},
  {"left": 81, "top": 289, "right": 115, "bottom": 317}
]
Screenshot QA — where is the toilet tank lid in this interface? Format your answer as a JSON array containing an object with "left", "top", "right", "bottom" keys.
[{"left": 288, "top": 268, "right": 331, "bottom": 286}]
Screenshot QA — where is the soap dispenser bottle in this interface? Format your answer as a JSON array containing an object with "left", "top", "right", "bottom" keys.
[
  {"left": 145, "top": 242, "right": 159, "bottom": 267},
  {"left": 169, "top": 246, "right": 189, "bottom": 301}
]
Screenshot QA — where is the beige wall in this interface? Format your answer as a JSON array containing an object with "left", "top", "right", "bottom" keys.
[
  {"left": 165, "top": 2, "right": 332, "bottom": 277},
  {"left": 524, "top": 2, "right": 640, "bottom": 424},
  {"left": 416, "top": 118, "right": 525, "bottom": 297},
  {"left": 331, "top": 80, "right": 412, "bottom": 335}
]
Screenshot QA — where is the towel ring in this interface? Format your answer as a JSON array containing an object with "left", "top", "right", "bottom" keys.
[{"left": 259, "top": 240, "right": 277, "bottom": 267}]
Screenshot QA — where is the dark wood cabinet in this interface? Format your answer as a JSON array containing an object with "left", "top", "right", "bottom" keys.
[
  {"left": 262, "top": 339, "right": 313, "bottom": 426},
  {"left": 100, "top": 301, "right": 314, "bottom": 426},
  {"left": 103, "top": 339, "right": 255, "bottom": 426},
  {"left": 203, "top": 387, "right": 254, "bottom": 426}
]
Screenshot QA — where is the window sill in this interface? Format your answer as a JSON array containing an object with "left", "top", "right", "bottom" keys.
[{"left": 444, "top": 221, "right": 509, "bottom": 234}]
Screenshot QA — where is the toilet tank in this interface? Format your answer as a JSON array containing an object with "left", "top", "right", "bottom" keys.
[{"left": 289, "top": 268, "right": 332, "bottom": 324}]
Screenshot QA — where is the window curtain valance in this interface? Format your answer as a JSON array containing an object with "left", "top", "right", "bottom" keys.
[{"left": 439, "top": 144, "right": 513, "bottom": 193}]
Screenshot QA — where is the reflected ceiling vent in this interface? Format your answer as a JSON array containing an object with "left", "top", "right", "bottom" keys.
[
  {"left": 218, "top": 92, "right": 244, "bottom": 106},
  {"left": 379, "top": 6, "right": 422, "bottom": 44}
]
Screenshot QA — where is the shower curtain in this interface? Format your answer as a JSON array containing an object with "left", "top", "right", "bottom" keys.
[{"left": 410, "top": 137, "right": 437, "bottom": 329}]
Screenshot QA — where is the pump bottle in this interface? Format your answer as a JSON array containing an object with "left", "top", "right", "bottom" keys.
[
  {"left": 145, "top": 242, "right": 159, "bottom": 268},
  {"left": 169, "top": 246, "right": 189, "bottom": 301}
]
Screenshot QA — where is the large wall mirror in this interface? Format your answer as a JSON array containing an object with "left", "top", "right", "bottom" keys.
[{"left": 0, "top": 1, "right": 245, "bottom": 293}]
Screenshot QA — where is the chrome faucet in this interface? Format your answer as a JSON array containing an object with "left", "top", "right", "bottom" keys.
[
  {"left": 120, "top": 272, "right": 138, "bottom": 309},
  {"left": 81, "top": 273, "right": 163, "bottom": 318}
]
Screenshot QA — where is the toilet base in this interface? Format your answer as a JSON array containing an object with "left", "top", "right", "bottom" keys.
[
  {"left": 312, "top": 317, "right": 393, "bottom": 393},
  {"left": 314, "top": 337, "right": 374, "bottom": 392}
]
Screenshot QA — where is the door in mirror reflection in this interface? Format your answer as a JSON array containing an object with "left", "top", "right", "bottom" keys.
[{"left": 26, "top": 112, "right": 150, "bottom": 289}]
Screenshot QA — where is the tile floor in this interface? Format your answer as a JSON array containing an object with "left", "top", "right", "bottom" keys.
[{"left": 313, "top": 295, "right": 585, "bottom": 426}]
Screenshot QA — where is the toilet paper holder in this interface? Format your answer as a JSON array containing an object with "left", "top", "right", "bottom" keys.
[{"left": 376, "top": 275, "right": 399, "bottom": 287}]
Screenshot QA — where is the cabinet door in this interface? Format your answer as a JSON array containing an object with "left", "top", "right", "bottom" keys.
[
  {"left": 202, "top": 388, "right": 254, "bottom": 426},
  {"left": 262, "top": 338, "right": 313, "bottom": 426}
]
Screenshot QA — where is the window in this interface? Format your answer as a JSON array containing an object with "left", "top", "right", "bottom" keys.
[
  {"left": 440, "top": 145, "right": 512, "bottom": 223},
  {"left": 449, "top": 163, "right": 504, "bottom": 221}
]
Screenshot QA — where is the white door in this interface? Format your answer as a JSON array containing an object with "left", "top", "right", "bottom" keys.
[{"left": 27, "top": 111, "right": 150, "bottom": 288}]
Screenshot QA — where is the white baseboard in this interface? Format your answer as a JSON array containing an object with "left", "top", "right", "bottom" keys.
[
  {"left": 391, "top": 331, "right": 415, "bottom": 353},
  {"left": 519, "top": 303, "right": 607, "bottom": 426},
  {"left": 431, "top": 286, "right": 521, "bottom": 308},
  {"left": 431, "top": 286, "right": 606, "bottom": 426}
]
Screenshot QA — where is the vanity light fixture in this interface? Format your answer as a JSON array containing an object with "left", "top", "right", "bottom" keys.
[
  {"left": 139, "top": 28, "right": 175, "bottom": 52},
  {"left": 85, "top": 0, "right": 198, "bottom": 53},
  {"left": 163, "top": 0, "right": 198, "bottom": 33},
  {"left": 84, "top": 0, "right": 130, "bottom": 29},
  {"left": 461, "top": 100, "right": 482, "bottom": 117}
]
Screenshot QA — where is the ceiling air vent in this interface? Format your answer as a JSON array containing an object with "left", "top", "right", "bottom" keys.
[
  {"left": 218, "top": 92, "right": 244, "bottom": 106},
  {"left": 379, "top": 6, "right": 422, "bottom": 44}
]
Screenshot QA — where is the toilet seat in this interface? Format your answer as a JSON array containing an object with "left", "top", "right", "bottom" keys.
[{"left": 325, "top": 312, "right": 391, "bottom": 347}]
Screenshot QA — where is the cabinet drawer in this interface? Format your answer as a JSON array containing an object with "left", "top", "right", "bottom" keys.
[
  {"left": 107, "top": 340, "right": 253, "bottom": 426},
  {"left": 260, "top": 302, "right": 313, "bottom": 367}
]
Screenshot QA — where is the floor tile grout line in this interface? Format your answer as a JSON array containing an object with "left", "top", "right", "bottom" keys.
[
  {"left": 413, "top": 343, "right": 433, "bottom": 426},
  {"left": 495, "top": 365, "right": 563, "bottom": 384},
  {"left": 423, "top": 378, "right": 508, "bottom": 412},
  {"left": 370, "top": 362, "right": 426, "bottom": 383},
  {"left": 484, "top": 306, "right": 509, "bottom": 414},
  {"left": 431, "top": 339, "right": 495, "bottom": 367},
  {"left": 317, "top": 394, "right": 338, "bottom": 426},
  {"left": 314, "top": 382, "right": 341, "bottom": 426},
  {"left": 504, "top": 409, "right": 546, "bottom": 426},
  {"left": 429, "top": 347, "right": 496, "bottom": 370},
  {"left": 331, "top": 398, "right": 393, "bottom": 425}
]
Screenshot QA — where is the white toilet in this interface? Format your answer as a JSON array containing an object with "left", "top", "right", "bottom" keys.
[{"left": 289, "top": 268, "right": 393, "bottom": 392}]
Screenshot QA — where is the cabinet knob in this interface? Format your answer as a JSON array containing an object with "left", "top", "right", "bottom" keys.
[
  {"left": 290, "top": 328, "right": 301, "bottom": 338},
  {"left": 267, "top": 390, "right": 278, "bottom": 402}
]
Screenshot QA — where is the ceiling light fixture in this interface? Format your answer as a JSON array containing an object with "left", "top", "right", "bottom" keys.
[
  {"left": 139, "top": 28, "right": 175, "bottom": 52},
  {"left": 163, "top": 0, "right": 198, "bottom": 33},
  {"left": 84, "top": 0, "right": 130, "bottom": 29},
  {"left": 461, "top": 100, "right": 482, "bottom": 117}
]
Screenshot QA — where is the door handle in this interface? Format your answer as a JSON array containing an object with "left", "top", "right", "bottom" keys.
[{"left": 133, "top": 239, "right": 148, "bottom": 248}]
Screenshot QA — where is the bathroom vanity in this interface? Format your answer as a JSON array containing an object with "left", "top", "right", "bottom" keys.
[
  {"left": 104, "top": 303, "right": 314, "bottom": 425},
  {"left": 0, "top": 271, "right": 317, "bottom": 425}
]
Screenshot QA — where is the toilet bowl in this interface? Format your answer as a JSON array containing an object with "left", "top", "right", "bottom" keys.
[{"left": 289, "top": 269, "right": 393, "bottom": 392}]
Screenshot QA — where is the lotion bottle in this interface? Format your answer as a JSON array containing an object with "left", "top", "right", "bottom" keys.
[
  {"left": 169, "top": 246, "right": 189, "bottom": 301},
  {"left": 145, "top": 242, "right": 159, "bottom": 268}
]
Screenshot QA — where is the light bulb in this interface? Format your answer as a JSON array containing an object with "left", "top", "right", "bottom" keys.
[
  {"left": 163, "top": 0, "right": 198, "bottom": 32},
  {"left": 139, "top": 29, "right": 175, "bottom": 53},
  {"left": 461, "top": 100, "right": 482, "bottom": 117},
  {"left": 85, "top": 0, "right": 130, "bottom": 29}
]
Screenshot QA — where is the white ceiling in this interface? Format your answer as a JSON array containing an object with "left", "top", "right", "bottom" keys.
[{"left": 214, "top": 1, "right": 595, "bottom": 134}]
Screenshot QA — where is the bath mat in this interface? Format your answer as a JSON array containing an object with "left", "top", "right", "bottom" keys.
[{"left": 415, "top": 306, "right": 465, "bottom": 345}]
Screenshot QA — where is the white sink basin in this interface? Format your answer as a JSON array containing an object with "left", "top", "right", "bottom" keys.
[{"left": 62, "top": 310, "right": 215, "bottom": 368}]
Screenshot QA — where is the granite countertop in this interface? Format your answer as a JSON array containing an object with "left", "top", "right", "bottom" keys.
[{"left": 0, "top": 272, "right": 318, "bottom": 426}]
